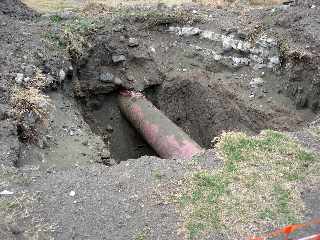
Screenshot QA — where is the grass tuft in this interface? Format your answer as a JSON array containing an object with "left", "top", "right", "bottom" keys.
[{"left": 177, "top": 130, "right": 319, "bottom": 239}]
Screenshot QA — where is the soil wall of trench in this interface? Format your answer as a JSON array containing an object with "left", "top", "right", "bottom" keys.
[{"left": 71, "top": 14, "right": 320, "bottom": 161}]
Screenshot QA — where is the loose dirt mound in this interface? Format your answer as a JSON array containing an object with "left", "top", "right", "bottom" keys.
[{"left": 0, "top": 0, "right": 38, "bottom": 19}]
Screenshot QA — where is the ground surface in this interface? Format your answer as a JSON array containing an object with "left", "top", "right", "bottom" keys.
[{"left": 0, "top": 0, "right": 320, "bottom": 239}]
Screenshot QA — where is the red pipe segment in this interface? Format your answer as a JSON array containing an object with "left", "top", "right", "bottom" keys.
[{"left": 118, "top": 90, "right": 204, "bottom": 159}]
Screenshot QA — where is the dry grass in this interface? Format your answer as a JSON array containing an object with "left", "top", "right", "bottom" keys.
[
  {"left": 10, "top": 87, "right": 53, "bottom": 124},
  {"left": 23, "top": 0, "right": 286, "bottom": 12},
  {"left": 10, "top": 85, "right": 53, "bottom": 142},
  {"left": 23, "top": 0, "right": 78, "bottom": 12},
  {"left": 176, "top": 130, "right": 319, "bottom": 239}
]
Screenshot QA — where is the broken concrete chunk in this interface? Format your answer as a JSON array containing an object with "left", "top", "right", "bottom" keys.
[{"left": 112, "top": 55, "right": 126, "bottom": 63}]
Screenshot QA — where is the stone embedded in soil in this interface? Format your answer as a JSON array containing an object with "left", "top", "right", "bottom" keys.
[
  {"left": 113, "top": 77, "right": 123, "bottom": 85},
  {"left": 168, "top": 26, "right": 201, "bottom": 37},
  {"left": 250, "top": 77, "right": 264, "bottom": 88},
  {"left": 101, "top": 148, "right": 111, "bottom": 159},
  {"left": 128, "top": 38, "right": 139, "bottom": 47},
  {"left": 269, "top": 56, "right": 280, "bottom": 65},
  {"left": 100, "top": 72, "right": 114, "bottom": 82},
  {"left": 112, "top": 55, "right": 126, "bottom": 63},
  {"left": 15, "top": 73, "right": 24, "bottom": 84},
  {"left": 59, "top": 69, "right": 66, "bottom": 81}
]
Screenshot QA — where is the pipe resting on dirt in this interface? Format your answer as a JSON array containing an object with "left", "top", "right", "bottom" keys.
[{"left": 118, "top": 90, "right": 204, "bottom": 159}]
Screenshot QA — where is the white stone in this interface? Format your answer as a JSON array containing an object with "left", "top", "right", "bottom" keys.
[
  {"left": 180, "top": 27, "right": 201, "bottom": 37},
  {"left": 59, "top": 69, "right": 66, "bottom": 81},
  {"left": 69, "top": 190, "right": 76, "bottom": 197},
  {"left": 269, "top": 56, "right": 280, "bottom": 65},
  {"left": 0, "top": 190, "right": 14, "bottom": 195},
  {"left": 250, "top": 77, "right": 264, "bottom": 87},
  {"left": 15, "top": 73, "right": 24, "bottom": 84}
]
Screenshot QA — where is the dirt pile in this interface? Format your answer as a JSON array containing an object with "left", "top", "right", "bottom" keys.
[{"left": 0, "top": 0, "right": 38, "bottom": 19}]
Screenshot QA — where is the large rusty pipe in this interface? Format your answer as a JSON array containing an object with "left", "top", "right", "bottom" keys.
[{"left": 118, "top": 90, "right": 204, "bottom": 159}]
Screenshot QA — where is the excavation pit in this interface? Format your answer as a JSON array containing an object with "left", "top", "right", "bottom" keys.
[
  {"left": 73, "top": 25, "right": 318, "bottom": 163},
  {"left": 78, "top": 76, "right": 312, "bottom": 162}
]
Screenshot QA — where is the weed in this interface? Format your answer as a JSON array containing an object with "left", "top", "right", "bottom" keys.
[
  {"left": 10, "top": 86, "right": 53, "bottom": 142},
  {"left": 49, "top": 15, "right": 63, "bottom": 23},
  {"left": 63, "top": 17, "right": 98, "bottom": 59},
  {"left": 114, "top": 8, "right": 204, "bottom": 29},
  {"left": 134, "top": 227, "right": 150, "bottom": 240},
  {"left": 43, "top": 31, "right": 65, "bottom": 49},
  {"left": 135, "top": 232, "right": 146, "bottom": 240},
  {"left": 153, "top": 170, "right": 163, "bottom": 180},
  {"left": 0, "top": 199, "right": 19, "bottom": 211}
]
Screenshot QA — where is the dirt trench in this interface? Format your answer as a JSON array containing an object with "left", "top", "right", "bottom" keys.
[{"left": 71, "top": 23, "right": 317, "bottom": 162}]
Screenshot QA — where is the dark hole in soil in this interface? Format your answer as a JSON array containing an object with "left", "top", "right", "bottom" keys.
[
  {"left": 79, "top": 79, "right": 266, "bottom": 162},
  {"left": 79, "top": 74, "right": 312, "bottom": 162},
  {"left": 81, "top": 92, "right": 157, "bottom": 162}
]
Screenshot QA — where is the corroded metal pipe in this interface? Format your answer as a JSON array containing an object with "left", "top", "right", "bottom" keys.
[{"left": 118, "top": 90, "right": 204, "bottom": 159}]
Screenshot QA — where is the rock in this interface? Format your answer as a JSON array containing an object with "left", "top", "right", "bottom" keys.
[
  {"left": 232, "top": 57, "right": 250, "bottom": 66},
  {"left": 103, "top": 158, "right": 117, "bottom": 166},
  {"left": 269, "top": 56, "right": 280, "bottom": 65},
  {"left": 180, "top": 27, "right": 201, "bottom": 36},
  {"left": 222, "top": 36, "right": 234, "bottom": 52},
  {"left": 0, "top": 190, "right": 14, "bottom": 195},
  {"left": 250, "top": 77, "right": 264, "bottom": 88},
  {"left": 59, "top": 69, "right": 66, "bottom": 81},
  {"left": 100, "top": 72, "right": 114, "bottom": 82},
  {"left": 106, "top": 124, "right": 113, "bottom": 132},
  {"left": 128, "top": 38, "right": 139, "bottom": 47},
  {"left": 200, "top": 30, "right": 221, "bottom": 41},
  {"left": 250, "top": 54, "right": 264, "bottom": 64},
  {"left": 113, "top": 77, "right": 122, "bottom": 85},
  {"left": 149, "top": 46, "right": 156, "bottom": 53},
  {"left": 15, "top": 73, "right": 24, "bottom": 84},
  {"left": 69, "top": 190, "right": 76, "bottom": 197},
  {"left": 23, "top": 77, "right": 30, "bottom": 83},
  {"left": 101, "top": 148, "right": 111, "bottom": 159},
  {"left": 112, "top": 55, "right": 126, "bottom": 63}
]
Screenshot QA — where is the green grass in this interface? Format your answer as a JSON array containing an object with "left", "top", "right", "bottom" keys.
[
  {"left": 153, "top": 170, "right": 164, "bottom": 180},
  {"left": 176, "top": 130, "right": 319, "bottom": 239}
]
